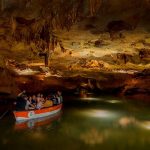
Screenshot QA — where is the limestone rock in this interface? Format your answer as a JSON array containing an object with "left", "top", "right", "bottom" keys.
[
  {"left": 144, "top": 38, "right": 150, "bottom": 46},
  {"left": 138, "top": 48, "right": 150, "bottom": 60},
  {"left": 84, "top": 60, "right": 104, "bottom": 68},
  {"left": 71, "top": 42, "right": 81, "bottom": 49}
]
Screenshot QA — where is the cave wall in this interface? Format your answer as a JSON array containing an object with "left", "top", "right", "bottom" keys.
[{"left": 0, "top": 0, "right": 149, "bottom": 99}]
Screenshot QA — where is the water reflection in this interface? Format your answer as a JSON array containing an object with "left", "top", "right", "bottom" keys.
[
  {"left": 80, "top": 97, "right": 102, "bottom": 101},
  {"left": 14, "top": 111, "right": 62, "bottom": 130},
  {"left": 27, "top": 129, "right": 46, "bottom": 141},
  {"left": 118, "top": 117, "right": 137, "bottom": 127},
  {"left": 79, "top": 109, "right": 121, "bottom": 119},
  {"left": 107, "top": 100, "right": 122, "bottom": 104},
  {"left": 79, "top": 89, "right": 92, "bottom": 98},
  {"left": 117, "top": 116, "right": 150, "bottom": 131},
  {"left": 80, "top": 128, "right": 105, "bottom": 145},
  {"left": 138, "top": 121, "right": 150, "bottom": 130}
]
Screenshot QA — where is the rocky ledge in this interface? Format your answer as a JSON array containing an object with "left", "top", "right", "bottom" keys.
[{"left": 0, "top": 64, "right": 149, "bottom": 101}]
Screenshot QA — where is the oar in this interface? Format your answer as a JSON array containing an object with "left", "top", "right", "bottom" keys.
[{"left": 0, "top": 110, "right": 9, "bottom": 120}]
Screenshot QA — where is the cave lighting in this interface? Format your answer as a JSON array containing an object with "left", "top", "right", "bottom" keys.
[{"left": 14, "top": 68, "right": 39, "bottom": 75}]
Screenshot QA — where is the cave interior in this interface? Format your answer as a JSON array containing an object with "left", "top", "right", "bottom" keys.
[{"left": 0, "top": 0, "right": 149, "bottom": 100}]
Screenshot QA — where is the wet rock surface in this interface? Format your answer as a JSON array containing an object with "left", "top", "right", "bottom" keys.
[{"left": 1, "top": 66, "right": 149, "bottom": 101}]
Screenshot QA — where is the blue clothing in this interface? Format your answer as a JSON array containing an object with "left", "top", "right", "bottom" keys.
[{"left": 31, "top": 99, "right": 36, "bottom": 105}]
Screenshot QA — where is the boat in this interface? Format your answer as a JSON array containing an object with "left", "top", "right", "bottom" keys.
[
  {"left": 14, "top": 111, "right": 62, "bottom": 130},
  {"left": 13, "top": 104, "right": 62, "bottom": 121}
]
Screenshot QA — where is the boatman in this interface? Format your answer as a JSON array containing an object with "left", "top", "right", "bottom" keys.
[{"left": 15, "top": 90, "right": 27, "bottom": 110}]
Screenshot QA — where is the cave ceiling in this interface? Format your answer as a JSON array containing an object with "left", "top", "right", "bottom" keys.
[{"left": 1, "top": 0, "right": 150, "bottom": 20}]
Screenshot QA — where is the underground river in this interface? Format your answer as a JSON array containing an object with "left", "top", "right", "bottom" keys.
[{"left": 0, "top": 95, "right": 150, "bottom": 150}]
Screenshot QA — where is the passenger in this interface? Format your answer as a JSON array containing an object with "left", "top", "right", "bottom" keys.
[
  {"left": 47, "top": 95, "right": 51, "bottom": 100},
  {"left": 56, "top": 94, "right": 61, "bottom": 104},
  {"left": 57, "top": 91, "right": 63, "bottom": 103},
  {"left": 40, "top": 94, "right": 45, "bottom": 103},
  {"left": 37, "top": 93, "right": 41, "bottom": 100},
  {"left": 36, "top": 97, "right": 43, "bottom": 109},
  {"left": 25, "top": 96, "right": 35, "bottom": 110},
  {"left": 43, "top": 98, "right": 53, "bottom": 107},
  {"left": 31, "top": 95, "right": 37, "bottom": 106},
  {"left": 36, "top": 93, "right": 41, "bottom": 102},
  {"left": 28, "top": 96, "right": 32, "bottom": 102},
  {"left": 51, "top": 95, "right": 58, "bottom": 105},
  {"left": 55, "top": 91, "right": 63, "bottom": 104}
]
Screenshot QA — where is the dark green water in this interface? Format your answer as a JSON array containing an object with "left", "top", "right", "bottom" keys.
[{"left": 0, "top": 96, "right": 150, "bottom": 150}]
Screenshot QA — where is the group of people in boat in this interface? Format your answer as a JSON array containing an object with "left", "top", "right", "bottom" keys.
[{"left": 15, "top": 90, "right": 63, "bottom": 111}]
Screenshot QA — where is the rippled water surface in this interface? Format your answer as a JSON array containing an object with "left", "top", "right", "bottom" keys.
[{"left": 0, "top": 96, "right": 150, "bottom": 150}]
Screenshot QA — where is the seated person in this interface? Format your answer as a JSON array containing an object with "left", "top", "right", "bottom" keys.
[
  {"left": 43, "top": 99, "right": 53, "bottom": 108},
  {"left": 25, "top": 96, "right": 35, "bottom": 110},
  {"left": 36, "top": 98, "right": 43, "bottom": 109},
  {"left": 55, "top": 91, "right": 63, "bottom": 104},
  {"left": 51, "top": 95, "right": 58, "bottom": 105},
  {"left": 31, "top": 95, "right": 37, "bottom": 106},
  {"left": 40, "top": 94, "right": 45, "bottom": 103},
  {"left": 58, "top": 91, "right": 63, "bottom": 103}
]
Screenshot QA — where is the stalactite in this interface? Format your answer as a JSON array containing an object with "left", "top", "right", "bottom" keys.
[
  {"left": 89, "top": 0, "right": 102, "bottom": 16},
  {"left": 25, "top": 0, "right": 32, "bottom": 7},
  {"left": 11, "top": 0, "right": 97, "bottom": 59},
  {"left": 59, "top": 41, "right": 66, "bottom": 53},
  {"left": 11, "top": 16, "right": 17, "bottom": 36}
]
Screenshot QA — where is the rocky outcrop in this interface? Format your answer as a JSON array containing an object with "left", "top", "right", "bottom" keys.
[
  {"left": 0, "top": 65, "right": 149, "bottom": 101},
  {"left": 122, "top": 74, "right": 150, "bottom": 101},
  {"left": 106, "top": 19, "right": 138, "bottom": 40},
  {"left": 138, "top": 48, "right": 150, "bottom": 60}
]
